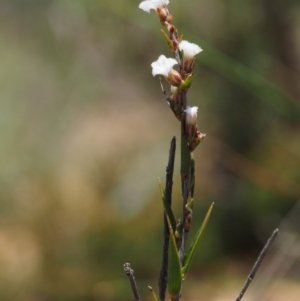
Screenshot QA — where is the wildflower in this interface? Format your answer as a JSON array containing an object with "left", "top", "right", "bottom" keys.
[
  {"left": 139, "top": 0, "right": 169, "bottom": 13},
  {"left": 179, "top": 40, "right": 202, "bottom": 59},
  {"left": 151, "top": 55, "right": 182, "bottom": 86},
  {"left": 139, "top": 0, "right": 172, "bottom": 23},
  {"left": 184, "top": 106, "right": 205, "bottom": 151},
  {"left": 184, "top": 106, "right": 198, "bottom": 125},
  {"left": 179, "top": 40, "right": 203, "bottom": 74}
]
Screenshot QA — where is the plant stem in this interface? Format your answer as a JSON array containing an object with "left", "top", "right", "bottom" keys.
[
  {"left": 179, "top": 90, "right": 192, "bottom": 264},
  {"left": 159, "top": 137, "right": 176, "bottom": 301},
  {"left": 235, "top": 228, "right": 279, "bottom": 301},
  {"left": 124, "top": 263, "right": 141, "bottom": 301}
]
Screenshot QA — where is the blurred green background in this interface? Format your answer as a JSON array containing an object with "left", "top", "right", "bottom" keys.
[{"left": 0, "top": 0, "right": 300, "bottom": 300}]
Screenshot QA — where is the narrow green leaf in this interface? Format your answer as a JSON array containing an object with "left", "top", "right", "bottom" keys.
[
  {"left": 181, "top": 74, "right": 194, "bottom": 91},
  {"left": 181, "top": 202, "right": 214, "bottom": 277},
  {"left": 165, "top": 214, "right": 182, "bottom": 299},
  {"left": 158, "top": 178, "right": 176, "bottom": 232},
  {"left": 160, "top": 29, "right": 173, "bottom": 50},
  {"left": 148, "top": 286, "right": 159, "bottom": 301}
]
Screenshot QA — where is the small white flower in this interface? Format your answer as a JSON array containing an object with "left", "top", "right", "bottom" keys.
[
  {"left": 179, "top": 40, "right": 203, "bottom": 59},
  {"left": 139, "top": 0, "right": 169, "bottom": 13},
  {"left": 151, "top": 55, "right": 178, "bottom": 77},
  {"left": 184, "top": 106, "right": 198, "bottom": 125}
]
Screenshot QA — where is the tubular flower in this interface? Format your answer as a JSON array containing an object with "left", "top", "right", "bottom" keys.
[
  {"left": 184, "top": 106, "right": 198, "bottom": 125},
  {"left": 184, "top": 106, "right": 205, "bottom": 151},
  {"left": 179, "top": 40, "right": 203, "bottom": 74},
  {"left": 139, "top": 0, "right": 169, "bottom": 13},
  {"left": 151, "top": 55, "right": 182, "bottom": 86},
  {"left": 179, "top": 40, "right": 203, "bottom": 59},
  {"left": 139, "top": 0, "right": 172, "bottom": 23}
]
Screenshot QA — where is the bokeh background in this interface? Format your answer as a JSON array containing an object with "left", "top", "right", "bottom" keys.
[{"left": 1, "top": 0, "right": 300, "bottom": 300}]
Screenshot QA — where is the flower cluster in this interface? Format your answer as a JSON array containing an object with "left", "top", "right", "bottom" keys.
[{"left": 139, "top": 0, "right": 205, "bottom": 152}]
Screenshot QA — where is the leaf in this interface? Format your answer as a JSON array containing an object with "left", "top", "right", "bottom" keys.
[
  {"left": 160, "top": 29, "right": 173, "bottom": 51},
  {"left": 148, "top": 286, "right": 159, "bottom": 301},
  {"left": 181, "top": 74, "right": 194, "bottom": 91},
  {"left": 158, "top": 178, "right": 176, "bottom": 232},
  {"left": 181, "top": 202, "right": 214, "bottom": 277},
  {"left": 165, "top": 214, "right": 182, "bottom": 300}
]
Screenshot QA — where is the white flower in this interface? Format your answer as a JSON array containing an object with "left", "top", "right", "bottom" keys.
[
  {"left": 139, "top": 0, "right": 169, "bottom": 13},
  {"left": 151, "top": 55, "right": 182, "bottom": 86},
  {"left": 184, "top": 106, "right": 198, "bottom": 125},
  {"left": 179, "top": 40, "right": 203, "bottom": 59},
  {"left": 151, "top": 55, "right": 177, "bottom": 77}
]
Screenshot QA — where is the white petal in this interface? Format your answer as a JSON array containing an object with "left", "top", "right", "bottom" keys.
[
  {"left": 184, "top": 106, "right": 198, "bottom": 125},
  {"left": 179, "top": 40, "right": 203, "bottom": 59},
  {"left": 151, "top": 55, "right": 178, "bottom": 77},
  {"left": 139, "top": 0, "right": 169, "bottom": 13}
]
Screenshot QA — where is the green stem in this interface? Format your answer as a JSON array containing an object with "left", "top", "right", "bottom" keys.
[
  {"left": 179, "top": 91, "right": 192, "bottom": 264},
  {"left": 159, "top": 137, "right": 176, "bottom": 301}
]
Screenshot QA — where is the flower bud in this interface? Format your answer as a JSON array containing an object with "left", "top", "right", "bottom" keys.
[
  {"left": 185, "top": 213, "right": 192, "bottom": 232},
  {"left": 184, "top": 106, "right": 206, "bottom": 152},
  {"left": 184, "top": 106, "right": 198, "bottom": 126},
  {"left": 167, "top": 69, "right": 183, "bottom": 86},
  {"left": 169, "top": 86, "right": 183, "bottom": 121},
  {"left": 156, "top": 6, "right": 172, "bottom": 24},
  {"left": 189, "top": 132, "right": 206, "bottom": 152}
]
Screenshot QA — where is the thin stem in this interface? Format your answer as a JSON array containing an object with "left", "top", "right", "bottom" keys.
[
  {"left": 159, "top": 77, "right": 171, "bottom": 106},
  {"left": 124, "top": 263, "right": 141, "bottom": 301},
  {"left": 179, "top": 90, "right": 191, "bottom": 264},
  {"left": 175, "top": 49, "right": 182, "bottom": 73},
  {"left": 179, "top": 171, "right": 191, "bottom": 263},
  {"left": 235, "top": 228, "right": 279, "bottom": 301},
  {"left": 159, "top": 137, "right": 176, "bottom": 301}
]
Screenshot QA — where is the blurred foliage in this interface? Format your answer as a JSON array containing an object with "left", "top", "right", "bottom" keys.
[{"left": 0, "top": 0, "right": 300, "bottom": 300}]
